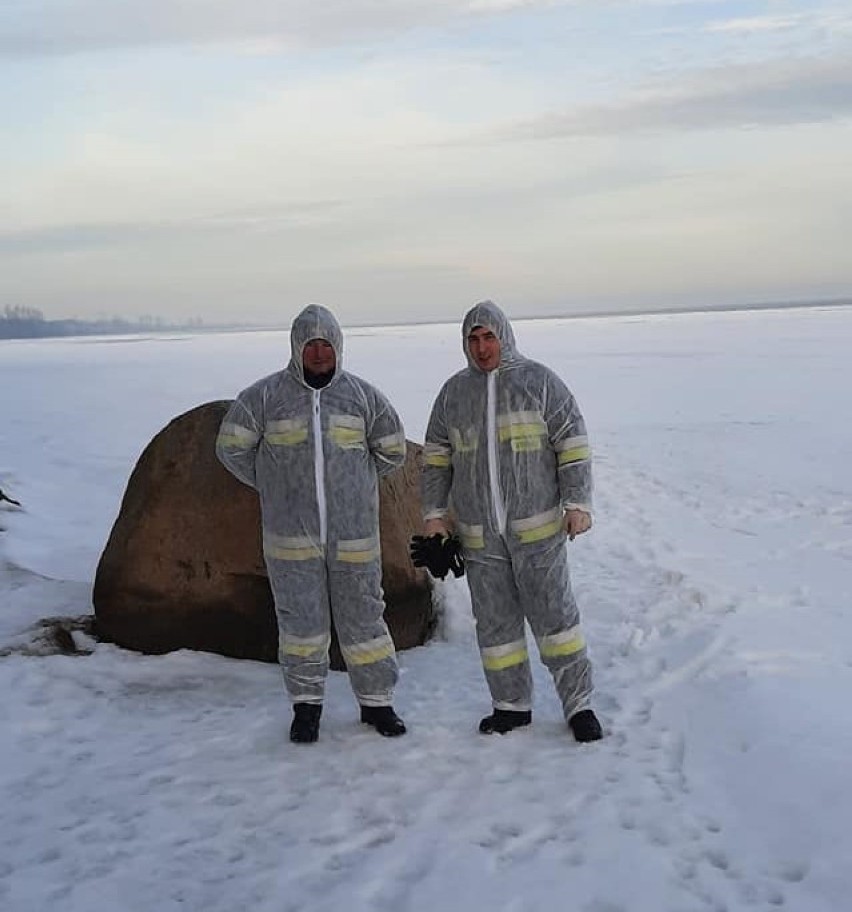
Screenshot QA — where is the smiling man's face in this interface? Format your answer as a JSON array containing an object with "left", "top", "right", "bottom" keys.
[{"left": 467, "top": 325, "right": 501, "bottom": 372}]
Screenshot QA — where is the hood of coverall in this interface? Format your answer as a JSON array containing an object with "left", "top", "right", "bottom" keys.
[
  {"left": 288, "top": 303, "right": 344, "bottom": 388},
  {"left": 462, "top": 300, "right": 519, "bottom": 372}
]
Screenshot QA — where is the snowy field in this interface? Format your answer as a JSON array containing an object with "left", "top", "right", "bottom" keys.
[{"left": 2, "top": 305, "right": 851, "bottom": 912}]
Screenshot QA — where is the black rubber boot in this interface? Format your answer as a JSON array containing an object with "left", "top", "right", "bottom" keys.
[
  {"left": 478, "top": 709, "right": 532, "bottom": 734},
  {"left": 290, "top": 702, "right": 322, "bottom": 743},
  {"left": 360, "top": 705, "right": 407, "bottom": 737},
  {"left": 569, "top": 709, "right": 603, "bottom": 743}
]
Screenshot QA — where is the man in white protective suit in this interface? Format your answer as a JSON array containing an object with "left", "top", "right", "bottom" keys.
[
  {"left": 418, "top": 300, "right": 603, "bottom": 742},
  {"left": 217, "top": 304, "right": 408, "bottom": 743}
]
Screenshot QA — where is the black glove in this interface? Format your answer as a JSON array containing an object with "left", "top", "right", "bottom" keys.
[
  {"left": 410, "top": 533, "right": 465, "bottom": 580},
  {"left": 443, "top": 535, "right": 465, "bottom": 578},
  {"left": 410, "top": 534, "right": 450, "bottom": 579}
]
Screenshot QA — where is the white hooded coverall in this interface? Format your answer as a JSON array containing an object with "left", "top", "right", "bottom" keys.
[
  {"left": 216, "top": 305, "right": 406, "bottom": 707},
  {"left": 422, "top": 301, "right": 594, "bottom": 718}
]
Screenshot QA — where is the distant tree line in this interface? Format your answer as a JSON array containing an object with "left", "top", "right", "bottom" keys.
[{"left": 0, "top": 305, "right": 205, "bottom": 340}]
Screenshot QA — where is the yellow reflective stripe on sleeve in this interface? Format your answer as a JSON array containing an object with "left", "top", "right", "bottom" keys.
[
  {"left": 217, "top": 434, "right": 251, "bottom": 448},
  {"left": 511, "top": 507, "right": 563, "bottom": 544},
  {"left": 558, "top": 445, "right": 591, "bottom": 465},
  {"left": 457, "top": 521, "right": 485, "bottom": 550},
  {"left": 481, "top": 639, "right": 529, "bottom": 671},
  {"left": 424, "top": 442, "right": 452, "bottom": 467},
  {"left": 263, "top": 533, "right": 323, "bottom": 561},
  {"left": 218, "top": 422, "right": 260, "bottom": 448},
  {"left": 280, "top": 632, "right": 330, "bottom": 657},
  {"left": 336, "top": 537, "right": 380, "bottom": 564},
  {"left": 556, "top": 435, "right": 591, "bottom": 465},
  {"left": 538, "top": 627, "right": 586, "bottom": 658},
  {"left": 377, "top": 432, "right": 406, "bottom": 455},
  {"left": 265, "top": 419, "right": 308, "bottom": 446},
  {"left": 516, "top": 519, "right": 562, "bottom": 543},
  {"left": 340, "top": 635, "right": 395, "bottom": 666}
]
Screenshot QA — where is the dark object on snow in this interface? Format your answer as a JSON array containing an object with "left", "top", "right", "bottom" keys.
[
  {"left": 93, "top": 401, "right": 435, "bottom": 668},
  {"left": 290, "top": 703, "right": 322, "bottom": 743},
  {"left": 361, "top": 706, "right": 406, "bottom": 738},
  {"left": 569, "top": 709, "right": 603, "bottom": 742},
  {"left": 361, "top": 705, "right": 407, "bottom": 737},
  {"left": 479, "top": 708, "right": 532, "bottom": 735},
  {"left": 0, "top": 487, "right": 21, "bottom": 507},
  {"left": 0, "top": 615, "right": 94, "bottom": 658},
  {"left": 409, "top": 533, "right": 465, "bottom": 580}
]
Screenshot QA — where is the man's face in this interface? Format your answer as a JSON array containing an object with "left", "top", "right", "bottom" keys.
[
  {"left": 302, "top": 338, "right": 336, "bottom": 375},
  {"left": 467, "top": 325, "right": 501, "bottom": 372}
]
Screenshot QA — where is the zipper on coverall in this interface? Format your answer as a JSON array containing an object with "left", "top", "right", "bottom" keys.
[
  {"left": 312, "top": 390, "right": 328, "bottom": 546},
  {"left": 486, "top": 370, "right": 507, "bottom": 536}
]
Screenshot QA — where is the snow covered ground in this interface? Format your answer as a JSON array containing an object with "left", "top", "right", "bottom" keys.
[{"left": 2, "top": 305, "right": 851, "bottom": 912}]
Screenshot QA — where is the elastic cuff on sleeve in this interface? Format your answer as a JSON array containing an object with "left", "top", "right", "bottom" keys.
[
  {"left": 423, "top": 509, "right": 450, "bottom": 522},
  {"left": 562, "top": 503, "right": 593, "bottom": 519}
]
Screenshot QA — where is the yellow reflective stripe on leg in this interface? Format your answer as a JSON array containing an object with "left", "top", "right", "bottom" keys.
[
  {"left": 336, "top": 536, "right": 380, "bottom": 564},
  {"left": 481, "top": 639, "right": 529, "bottom": 671},
  {"left": 341, "top": 635, "right": 395, "bottom": 666},
  {"left": 337, "top": 550, "right": 379, "bottom": 564},
  {"left": 538, "top": 626, "right": 586, "bottom": 658},
  {"left": 280, "top": 632, "right": 330, "bottom": 657},
  {"left": 264, "top": 533, "right": 323, "bottom": 561},
  {"left": 483, "top": 649, "right": 529, "bottom": 671}
]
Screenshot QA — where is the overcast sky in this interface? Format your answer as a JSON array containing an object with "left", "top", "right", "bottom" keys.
[{"left": 2, "top": 0, "right": 851, "bottom": 326}]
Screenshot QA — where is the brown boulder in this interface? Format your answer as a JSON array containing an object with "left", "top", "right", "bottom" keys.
[{"left": 93, "top": 401, "right": 434, "bottom": 669}]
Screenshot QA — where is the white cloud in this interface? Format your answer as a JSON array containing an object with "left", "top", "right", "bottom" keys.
[
  {"left": 0, "top": 0, "right": 743, "bottom": 56},
  {"left": 704, "top": 16, "right": 805, "bottom": 34},
  {"left": 488, "top": 55, "right": 852, "bottom": 140},
  {"left": 0, "top": 0, "right": 564, "bottom": 55},
  {"left": 702, "top": 9, "right": 852, "bottom": 36}
]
